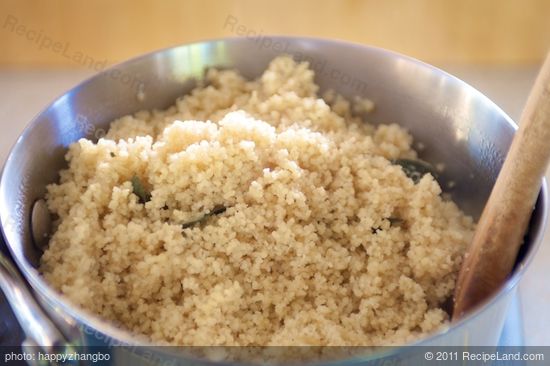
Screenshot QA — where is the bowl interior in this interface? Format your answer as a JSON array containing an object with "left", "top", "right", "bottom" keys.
[{"left": 0, "top": 36, "right": 546, "bottom": 342}]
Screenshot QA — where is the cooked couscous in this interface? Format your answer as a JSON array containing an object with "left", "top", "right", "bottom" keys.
[{"left": 40, "top": 56, "right": 474, "bottom": 347}]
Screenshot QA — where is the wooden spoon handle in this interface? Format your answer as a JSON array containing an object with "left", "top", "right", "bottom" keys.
[{"left": 453, "top": 52, "right": 550, "bottom": 320}]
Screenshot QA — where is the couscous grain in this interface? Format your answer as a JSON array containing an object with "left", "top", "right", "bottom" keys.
[{"left": 40, "top": 56, "right": 475, "bottom": 346}]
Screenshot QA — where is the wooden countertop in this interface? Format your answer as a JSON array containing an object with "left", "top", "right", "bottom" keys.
[{"left": 1, "top": 0, "right": 550, "bottom": 66}]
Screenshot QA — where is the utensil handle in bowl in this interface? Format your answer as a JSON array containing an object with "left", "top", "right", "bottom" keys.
[
  {"left": 0, "top": 251, "right": 70, "bottom": 352},
  {"left": 453, "top": 51, "right": 550, "bottom": 319}
]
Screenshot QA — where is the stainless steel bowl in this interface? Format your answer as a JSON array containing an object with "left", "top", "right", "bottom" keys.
[{"left": 0, "top": 37, "right": 547, "bottom": 365}]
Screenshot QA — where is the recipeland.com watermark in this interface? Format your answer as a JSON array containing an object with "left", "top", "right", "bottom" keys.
[
  {"left": 424, "top": 350, "right": 544, "bottom": 363},
  {"left": 3, "top": 14, "right": 143, "bottom": 91},
  {"left": 222, "top": 14, "right": 369, "bottom": 95}
]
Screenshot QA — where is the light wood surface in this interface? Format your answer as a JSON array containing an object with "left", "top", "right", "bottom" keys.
[
  {"left": 453, "top": 53, "right": 550, "bottom": 319},
  {"left": 1, "top": 0, "right": 549, "bottom": 67}
]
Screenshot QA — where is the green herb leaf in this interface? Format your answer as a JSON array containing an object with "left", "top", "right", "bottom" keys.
[
  {"left": 181, "top": 216, "right": 205, "bottom": 229},
  {"left": 181, "top": 204, "right": 227, "bottom": 229},
  {"left": 387, "top": 217, "right": 404, "bottom": 226},
  {"left": 131, "top": 175, "right": 151, "bottom": 204},
  {"left": 391, "top": 158, "right": 438, "bottom": 184}
]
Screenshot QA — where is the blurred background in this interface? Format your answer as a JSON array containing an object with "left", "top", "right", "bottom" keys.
[
  {"left": 0, "top": 0, "right": 549, "bottom": 345},
  {"left": 1, "top": 0, "right": 550, "bottom": 66}
]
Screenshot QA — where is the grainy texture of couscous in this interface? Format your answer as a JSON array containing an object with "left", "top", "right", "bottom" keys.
[{"left": 40, "top": 56, "right": 475, "bottom": 347}]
